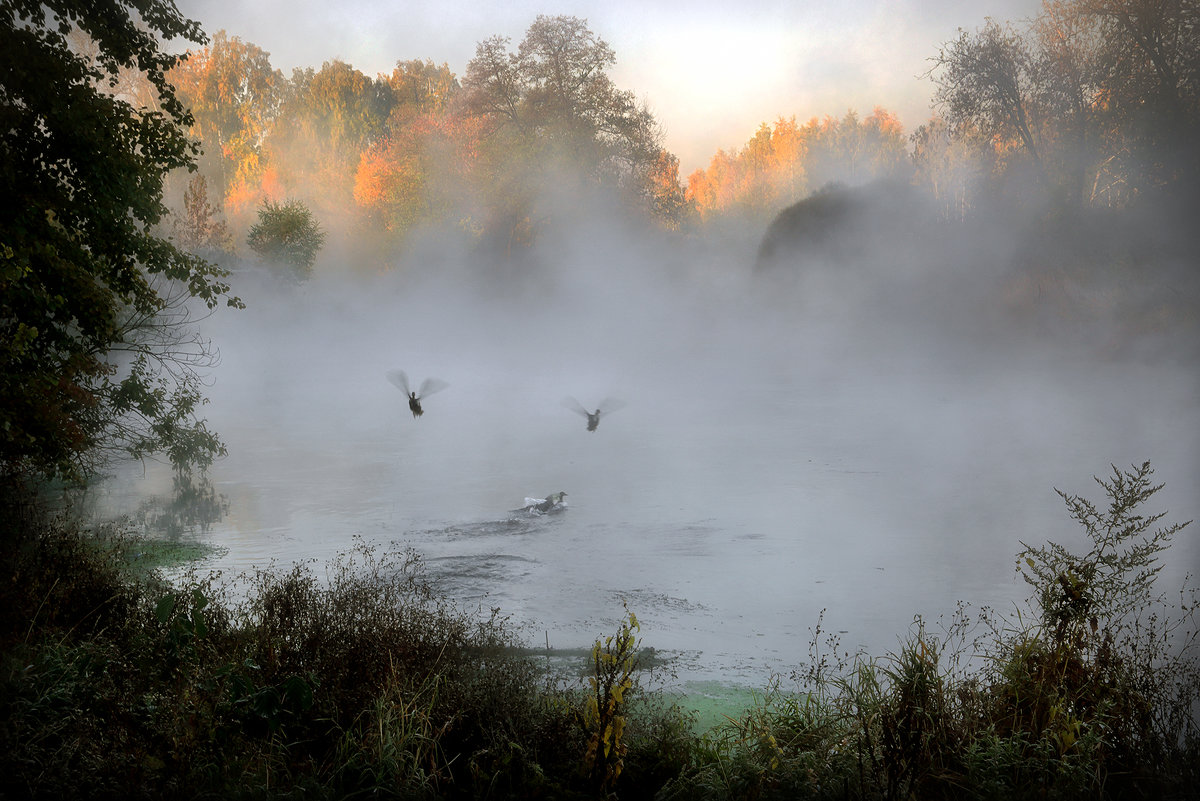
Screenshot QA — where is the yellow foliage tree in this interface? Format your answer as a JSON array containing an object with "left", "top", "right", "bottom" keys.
[{"left": 169, "top": 31, "right": 286, "bottom": 219}]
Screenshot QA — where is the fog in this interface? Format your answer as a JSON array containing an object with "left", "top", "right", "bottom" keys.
[{"left": 97, "top": 186, "right": 1200, "bottom": 689}]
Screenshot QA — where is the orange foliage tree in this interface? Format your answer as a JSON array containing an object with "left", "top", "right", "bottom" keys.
[
  {"left": 168, "top": 31, "right": 286, "bottom": 221},
  {"left": 353, "top": 112, "right": 487, "bottom": 239},
  {"left": 644, "top": 150, "right": 690, "bottom": 231},
  {"left": 685, "top": 108, "right": 909, "bottom": 223},
  {"left": 349, "top": 61, "right": 486, "bottom": 246},
  {"left": 268, "top": 59, "right": 395, "bottom": 204}
]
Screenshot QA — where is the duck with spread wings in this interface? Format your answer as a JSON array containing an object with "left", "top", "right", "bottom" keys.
[
  {"left": 562, "top": 397, "right": 625, "bottom": 431},
  {"left": 388, "top": 370, "right": 449, "bottom": 418}
]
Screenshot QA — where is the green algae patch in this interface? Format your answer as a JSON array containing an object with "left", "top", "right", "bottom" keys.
[
  {"left": 671, "top": 681, "right": 761, "bottom": 734},
  {"left": 115, "top": 536, "right": 225, "bottom": 575}
]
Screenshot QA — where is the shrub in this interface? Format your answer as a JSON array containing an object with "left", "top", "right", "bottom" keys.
[{"left": 245, "top": 199, "right": 326, "bottom": 279}]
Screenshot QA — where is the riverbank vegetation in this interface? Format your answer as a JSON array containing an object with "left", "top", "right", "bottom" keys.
[{"left": 2, "top": 462, "right": 1196, "bottom": 799}]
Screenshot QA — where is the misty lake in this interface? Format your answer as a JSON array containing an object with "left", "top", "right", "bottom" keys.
[{"left": 90, "top": 230, "right": 1200, "bottom": 694}]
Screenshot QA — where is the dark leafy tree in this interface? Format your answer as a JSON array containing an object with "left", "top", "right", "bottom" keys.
[
  {"left": 1, "top": 0, "right": 242, "bottom": 481},
  {"left": 1070, "top": 0, "right": 1200, "bottom": 188},
  {"left": 246, "top": 198, "right": 326, "bottom": 279},
  {"left": 930, "top": 20, "right": 1049, "bottom": 185},
  {"left": 929, "top": 2, "right": 1199, "bottom": 206}
]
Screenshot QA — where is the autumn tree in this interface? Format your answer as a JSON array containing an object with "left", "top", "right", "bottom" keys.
[
  {"left": 1, "top": 0, "right": 240, "bottom": 480},
  {"left": 930, "top": 11, "right": 1130, "bottom": 204},
  {"left": 347, "top": 61, "right": 495, "bottom": 249},
  {"left": 267, "top": 59, "right": 395, "bottom": 208},
  {"left": 348, "top": 61, "right": 470, "bottom": 239},
  {"left": 854, "top": 108, "right": 910, "bottom": 180},
  {"left": 172, "top": 174, "right": 235, "bottom": 258},
  {"left": 685, "top": 109, "right": 908, "bottom": 223},
  {"left": 386, "top": 59, "right": 459, "bottom": 119},
  {"left": 461, "top": 15, "right": 668, "bottom": 241},
  {"left": 736, "top": 123, "right": 779, "bottom": 213},
  {"left": 354, "top": 137, "right": 425, "bottom": 236},
  {"left": 169, "top": 31, "right": 286, "bottom": 214},
  {"left": 353, "top": 113, "right": 487, "bottom": 241},
  {"left": 644, "top": 150, "right": 690, "bottom": 231},
  {"left": 768, "top": 117, "right": 809, "bottom": 205},
  {"left": 930, "top": 19, "right": 1054, "bottom": 196},
  {"left": 304, "top": 60, "right": 393, "bottom": 152},
  {"left": 910, "top": 116, "right": 991, "bottom": 220},
  {"left": 1030, "top": 1, "right": 1107, "bottom": 202},
  {"left": 684, "top": 149, "right": 738, "bottom": 223},
  {"left": 929, "top": 3, "right": 1198, "bottom": 206},
  {"left": 801, "top": 109, "right": 909, "bottom": 187},
  {"left": 1071, "top": 0, "right": 1199, "bottom": 188}
]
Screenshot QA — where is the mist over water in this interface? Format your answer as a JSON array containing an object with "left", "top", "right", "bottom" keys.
[{"left": 96, "top": 204, "right": 1200, "bottom": 689}]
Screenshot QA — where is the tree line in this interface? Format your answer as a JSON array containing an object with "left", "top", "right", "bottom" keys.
[
  {"left": 694, "top": 0, "right": 1198, "bottom": 222},
  {"left": 165, "top": 2, "right": 1196, "bottom": 263},
  {"left": 922, "top": 0, "right": 1198, "bottom": 215},
  {"left": 165, "top": 16, "right": 684, "bottom": 261},
  {"left": 2, "top": 0, "right": 1196, "bottom": 482}
]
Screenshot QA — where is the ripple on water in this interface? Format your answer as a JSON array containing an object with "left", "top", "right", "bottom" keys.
[
  {"left": 414, "top": 512, "right": 567, "bottom": 541},
  {"left": 423, "top": 552, "right": 538, "bottom": 596}
]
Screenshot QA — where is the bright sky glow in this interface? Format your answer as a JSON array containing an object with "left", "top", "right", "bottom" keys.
[{"left": 174, "top": 0, "right": 1044, "bottom": 174}]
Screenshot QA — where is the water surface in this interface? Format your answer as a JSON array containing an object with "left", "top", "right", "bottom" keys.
[{"left": 94, "top": 247, "right": 1200, "bottom": 691}]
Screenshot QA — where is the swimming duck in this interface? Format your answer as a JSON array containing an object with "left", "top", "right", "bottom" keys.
[{"left": 522, "top": 491, "right": 567, "bottom": 514}]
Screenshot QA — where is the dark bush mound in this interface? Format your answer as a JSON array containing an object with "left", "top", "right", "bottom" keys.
[{"left": 755, "top": 180, "right": 938, "bottom": 273}]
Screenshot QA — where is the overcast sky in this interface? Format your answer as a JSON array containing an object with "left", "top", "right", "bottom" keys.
[{"left": 173, "top": 0, "right": 1044, "bottom": 175}]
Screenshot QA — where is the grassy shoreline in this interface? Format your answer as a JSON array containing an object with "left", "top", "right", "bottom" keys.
[{"left": 3, "top": 464, "right": 1197, "bottom": 799}]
